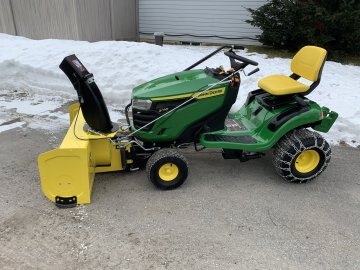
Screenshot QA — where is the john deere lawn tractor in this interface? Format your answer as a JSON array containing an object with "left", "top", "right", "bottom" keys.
[{"left": 38, "top": 45, "right": 338, "bottom": 207}]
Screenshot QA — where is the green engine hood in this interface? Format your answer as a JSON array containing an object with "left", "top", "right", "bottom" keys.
[{"left": 132, "top": 69, "right": 219, "bottom": 100}]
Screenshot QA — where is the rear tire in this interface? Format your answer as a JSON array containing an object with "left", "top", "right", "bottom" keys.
[
  {"left": 146, "top": 148, "right": 188, "bottom": 190},
  {"left": 273, "top": 129, "right": 331, "bottom": 183}
]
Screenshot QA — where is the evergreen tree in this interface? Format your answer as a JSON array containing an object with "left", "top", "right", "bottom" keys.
[{"left": 247, "top": 0, "right": 360, "bottom": 54}]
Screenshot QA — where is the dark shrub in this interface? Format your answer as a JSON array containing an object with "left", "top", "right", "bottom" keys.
[{"left": 247, "top": 0, "right": 360, "bottom": 54}]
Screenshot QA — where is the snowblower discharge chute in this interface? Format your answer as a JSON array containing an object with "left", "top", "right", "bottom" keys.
[{"left": 38, "top": 46, "right": 338, "bottom": 207}]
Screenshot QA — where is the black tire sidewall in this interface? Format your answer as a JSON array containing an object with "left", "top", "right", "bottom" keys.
[{"left": 150, "top": 157, "right": 188, "bottom": 190}]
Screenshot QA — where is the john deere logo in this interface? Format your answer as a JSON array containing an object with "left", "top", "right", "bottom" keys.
[
  {"left": 158, "top": 107, "right": 169, "bottom": 113},
  {"left": 196, "top": 87, "right": 225, "bottom": 99}
]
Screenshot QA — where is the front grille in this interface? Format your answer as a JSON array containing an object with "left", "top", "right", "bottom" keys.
[{"left": 132, "top": 108, "right": 160, "bottom": 131}]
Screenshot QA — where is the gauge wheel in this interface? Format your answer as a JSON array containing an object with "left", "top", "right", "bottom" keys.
[
  {"left": 146, "top": 148, "right": 188, "bottom": 190},
  {"left": 273, "top": 129, "right": 331, "bottom": 183}
]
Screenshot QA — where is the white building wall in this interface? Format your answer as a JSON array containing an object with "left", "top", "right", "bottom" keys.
[
  {"left": 139, "top": 0, "right": 266, "bottom": 45},
  {"left": 0, "top": 0, "right": 138, "bottom": 42}
]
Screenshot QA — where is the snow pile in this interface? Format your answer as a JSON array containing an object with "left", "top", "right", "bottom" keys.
[{"left": 0, "top": 34, "right": 359, "bottom": 146}]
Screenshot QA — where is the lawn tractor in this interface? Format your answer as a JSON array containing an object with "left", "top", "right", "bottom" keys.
[{"left": 38, "top": 45, "right": 338, "bottom": 207}]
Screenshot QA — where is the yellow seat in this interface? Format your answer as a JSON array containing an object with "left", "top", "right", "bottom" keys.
[
  {"left": 258, "top": 46, "right": 327, "bottom": 96},
  {"left": 258, "top": 74, "right": 309, "bottom": 95}
]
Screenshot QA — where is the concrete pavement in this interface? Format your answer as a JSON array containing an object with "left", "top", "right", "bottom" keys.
[{"left": 0, "top": 127, "right": 359, "bottom": 269}]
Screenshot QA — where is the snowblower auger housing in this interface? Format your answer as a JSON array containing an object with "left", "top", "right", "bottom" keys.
[
  {"left": 38, "top": 56, "right": 133, "bottom": 207},
  {"left": 38, "top": 45, "right": 338, "bottom": 207},
  {"left": 38, "top": 103, "right": 132, "bottom": 207}
]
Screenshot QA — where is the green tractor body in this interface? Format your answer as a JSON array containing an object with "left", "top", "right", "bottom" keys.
[
  {"left": 131, "top": 69, "right": 230, "bottom": 143},
  {"left": 131, "top": 69, "right": 336, "bottom": 152},
  {"left": 38, "top": 45, "right": 339, "bottom": 207}
]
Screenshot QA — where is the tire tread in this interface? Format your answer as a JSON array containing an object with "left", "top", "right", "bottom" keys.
[{"left": 273, "top": 129, "right": 331, "bottom": 183}]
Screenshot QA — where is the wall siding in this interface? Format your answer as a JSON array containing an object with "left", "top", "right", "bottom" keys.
[
  {"left": 139, "top": 0, "right": 266, "bottom": 45},
  {"left": 0, "top": 0, "right": 17, "bottom": 35},
  {"left": 0, "top": 0, "right": 138, "bottom": 42},
  {"left": 74, "top": 0, "right": 112, "bottom": 41},
  {"left": 11, "top": 0, "right": 79, "bottom": 40},
  {"left": 111, "top": 0, "right": 139, "bottom": 41}
]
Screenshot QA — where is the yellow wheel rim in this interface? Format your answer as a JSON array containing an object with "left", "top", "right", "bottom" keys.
[
  {"left": 295, "top": 150, "right": 320, "bottom": 173},
  {"left": 158, "top": 162, "right": 179, "bottom": 181}
]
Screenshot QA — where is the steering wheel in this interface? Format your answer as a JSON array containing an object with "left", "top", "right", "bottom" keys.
[{"left": 224, "top": 51, "right": 258, "bottom": 66}]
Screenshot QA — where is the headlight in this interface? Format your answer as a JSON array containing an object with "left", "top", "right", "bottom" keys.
[{"left": 132, "top": 99, "right": 152, "bottom": 110}]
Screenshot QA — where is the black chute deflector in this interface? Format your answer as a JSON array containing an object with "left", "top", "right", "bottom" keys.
[{"left": 59, "top": 55, "right": 114, "bottom": 133}]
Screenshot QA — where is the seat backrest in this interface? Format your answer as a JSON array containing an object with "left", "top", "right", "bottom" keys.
[{"left": 291, "top": 46, "right": 327, "bottom": 82}]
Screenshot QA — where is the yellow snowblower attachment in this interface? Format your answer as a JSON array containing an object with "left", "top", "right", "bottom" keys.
[
  {"left": 38, "top": 103, "right": 130, "bottom": 207},
  {"left": 38, "top": 54, "right": 136, "bottom": 207}
]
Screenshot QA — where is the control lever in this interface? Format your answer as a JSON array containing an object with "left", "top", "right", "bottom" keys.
[{"left": 246, "top": 67, "right": 260, "bottom": 76}]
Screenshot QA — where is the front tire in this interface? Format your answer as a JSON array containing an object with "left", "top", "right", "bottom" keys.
[
  {"left": 146, "top": 149, "right": 188, "bottom": 190},
  {"left": 273, "top": 129, "right": 331, "bottom": 183}
]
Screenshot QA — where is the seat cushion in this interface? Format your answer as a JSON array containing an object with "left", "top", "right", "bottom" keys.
[{"left": 258, "top": 74, "right": 309, "bottom": 96}]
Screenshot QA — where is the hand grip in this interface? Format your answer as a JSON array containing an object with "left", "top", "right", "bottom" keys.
[{"left": 224, "top": 51, "right": 258, "bottom": 66}]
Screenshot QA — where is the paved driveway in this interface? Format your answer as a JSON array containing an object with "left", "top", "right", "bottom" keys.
[{"left": 0, "top": 128, "right": 359, "bottom": 269}]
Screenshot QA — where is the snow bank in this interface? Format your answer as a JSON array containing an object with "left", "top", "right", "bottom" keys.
[{"left": 0, "top": 34, "right": 359, "bottom": 147}]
